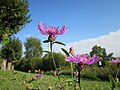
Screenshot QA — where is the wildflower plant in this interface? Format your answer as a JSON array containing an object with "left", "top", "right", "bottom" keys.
[
  {"left": 62, "top": 48, "right": 99, "bottom": 90},
  {"left": 111, "top": 59, "right": 120, "bottom": 79},
  {"left": 38, "top": 22, "right": 67, "bottom": 71},
  {"left": 109, "top": 59, "right": 120, "bottom": 90},
  {"left": 38, "top": 21, "right": 67, "bottom": 89}
]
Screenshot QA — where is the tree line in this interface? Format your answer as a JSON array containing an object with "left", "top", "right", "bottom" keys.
[
  {"left": 0, "top": 36, "right": 116, "bottom": 71},
  {"left": 0, "top": 36, "right": 68, "bottom": 71}
]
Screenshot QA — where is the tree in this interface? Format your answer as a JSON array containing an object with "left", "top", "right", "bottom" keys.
[
  {"left": 42, "top": 52, "right": 67, "bottom": 71},
  {"left": 23, "top": 37, "right": 43, "bottom": 71},
  {"left": 90, "top": 45, "right": 113, "bottom": 67},
  {"left": 0, "top": 0, "right": 31, "bottom": 43},
  {"left": 1, "top": 36, "right": 22, "bottom": 70},
  {"left": 24, "top": 37, "right": 43, "bottom": 58}
]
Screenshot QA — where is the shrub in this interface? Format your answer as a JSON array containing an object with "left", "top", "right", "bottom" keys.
[
  {"left": 29, "top": 57, "right": 42, "bottom": 70},
  {"left": 82, "top": 65, "right": 120, "bottom": 81},
  {"left": 15, "top": 57, "right": 42, "bottom": 72},
  {"left": 41, "top": 52, "right": 69, "bottom": 71}
]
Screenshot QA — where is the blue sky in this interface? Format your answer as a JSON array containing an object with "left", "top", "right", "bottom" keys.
[{"left": 16, "top": 0, "right": 120, "bottom": 48}]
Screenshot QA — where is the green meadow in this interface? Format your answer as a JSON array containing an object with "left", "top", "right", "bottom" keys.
[{"left": 0, "top": 70, "right": 119, "bottom": 90}]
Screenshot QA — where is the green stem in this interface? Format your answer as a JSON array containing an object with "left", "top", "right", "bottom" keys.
[
  {"left": 71, "top": 63, "right": 73, "bottom": 79},
  {"left": 116, "top": 68, "right": 119, "bottom": 78},
  {"left": 50, "top": 41, "right": 57, "bottom": 71},
  {"left": 50, "top": 41, "right": 61, "bottom": 89},
  {"left": 29, "top": 72, "right": 30, "bottom": 79},
  {"left": 71, "top": 63, "right": 74, "bottom": 90},
  {"left": 115, "top": 66, "right": 119, "bottom": 82},
  {"left": 78, "top": 64, "right": 82, "bottom": 90},
  {"left": 78, "top": 70, "right": 81, "bottom": 90}
]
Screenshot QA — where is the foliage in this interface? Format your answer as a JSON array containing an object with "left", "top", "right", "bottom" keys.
[
  {"left": 0, "top": 36, "right": 22, "bottom": 62},
  {"left": 15, "top": 37, "right": 43, "bottom": 71},
  {"left": 61, "top": 48, "right": 69, "bottom": 56},
  {"left": 15, "top": 57, "right": 29, "bottom": 71},
  {"left": 82, "top": 65, "right": 120, "bottom": 81},
  {"left": 29, "top": 57, "right": 42, "bottom": 70},
  {"left": 0, "top": 0, "right": 31, "bottom": 43},
  {"left": 42, "top": 52, "right": 68, "bottom": 71},
  {"left": 90, "top": 45, "right": 113, "bottom": 67},
  {"left": 15, "top": 57, "right": 42, "bottom": 72},
  {"left": 24, "top": 37, "right": 43, "bottom": 58}
]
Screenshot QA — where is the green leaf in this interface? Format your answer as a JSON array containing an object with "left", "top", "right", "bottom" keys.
[
  {"left": 53, "top": 41, "right": 66, "bottom": 46},
  {"left": 1, "top": 39, "right": 10, "bottom": 44},
  {"left": 61, "top": 48, "right": 69, "bottom": 56},
  {"left": 43, "top": 40, "right": 49, "bottom": 43},
  {"left": 43, "top": 51, "right": 51, "bottom": 54},
  {"left": 108, "top": 75, "right": 116, "bottom": 90}
]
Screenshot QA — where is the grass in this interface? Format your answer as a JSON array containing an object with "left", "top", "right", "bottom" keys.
[
  {"left": 0, "top": 70, "right": 58, "bottom": 90},
  {"left": 0, "top": 70, "right": 119, "bottom": 90},
  {"left": 0, "top": 70, "right": 26, "bottom": 90}
]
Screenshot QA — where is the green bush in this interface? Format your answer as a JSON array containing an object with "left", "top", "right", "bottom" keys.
[
  {"left": 15, "top": 58, "right": 30, "bottom": 72},
  {"left": 29, "top": 57, "right": 42, "bottom": 70},
  {"left": 41, "top": 52, "right": 69, "bottom": 71},
  {"left": 15, "top": 57, "right": 42, "bottom": 72},
  {"left": 82, "top": 65, "right": 120, "bottom": 81}
]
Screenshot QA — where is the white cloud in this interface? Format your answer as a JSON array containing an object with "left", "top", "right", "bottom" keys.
[
  {"left": 25, "top": 35, "right": 31, "bottom": 38},
  {"left": 53, "top": 30, "right": 120, "bottom": 57}
]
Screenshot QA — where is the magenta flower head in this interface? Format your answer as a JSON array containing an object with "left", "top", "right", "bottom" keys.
[
  {"left": 74, "top": 72, "right": 79, "bottom": 75},
  {"left": 38, "top": 22, "right": 67, "bottom": 41},
  {"left": 111, "top": 59, "right": 120, "bottom": 64},
  {"left": 32, "top": 74, "right": 43, "bottom": 79},
  {"left": 65, "top": 54, "right": 99, "bottom": 65}
]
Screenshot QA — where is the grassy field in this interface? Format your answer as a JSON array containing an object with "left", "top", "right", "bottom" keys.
[{"left": 0, "top": 70, "right": 119, "bottom": 90}]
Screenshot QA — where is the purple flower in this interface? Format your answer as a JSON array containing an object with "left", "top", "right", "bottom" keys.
[
  {"left": 74, "top": 72, "right": 79, "bottom": 75},
  {"left": 38, "top": 22, "right": 67, "bottom": 41},
  {"left": 111, "top": 59, "right": 120, "bottom": 64},
  {"left": 32, "top": 74, "right": 43, "bottom": 79},
  {"left": 36, "top": 74, "right": 42, "bottom": 77},
  {"left": 65, "top": 54, "right": 99, "bottom": 65}
]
